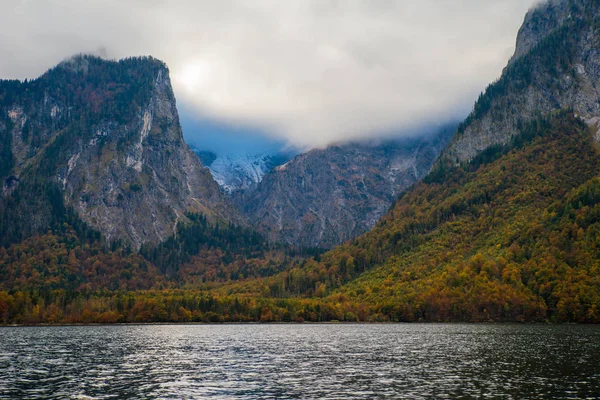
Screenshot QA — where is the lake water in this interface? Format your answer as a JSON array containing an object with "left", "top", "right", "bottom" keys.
[{"left": 0, "top": 324, "right": 599, "bottom": 399}]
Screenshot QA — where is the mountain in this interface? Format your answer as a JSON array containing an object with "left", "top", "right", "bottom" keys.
[
  {"left": 443, "top": 0, "right": 600, "bottom": 163},
  {"left": 0, "top": 55, "right": 241, "bottom": 250},
  {"left": 192, "top": 149, "right": 294, "bottom": 193},
  {"left": 3, "top": 0, "right": 600, "bottom": 325},
  {"left": 234, "top": 127, "right": 455, "bottom": 249}
]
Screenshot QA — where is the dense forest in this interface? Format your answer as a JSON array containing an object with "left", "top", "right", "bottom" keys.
[{"left": 2, "top": 112, "right": 600, "bottom": 324}]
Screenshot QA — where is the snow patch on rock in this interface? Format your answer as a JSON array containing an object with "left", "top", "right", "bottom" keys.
[{"left": 194, "top": 151, "right": 291, "bottom": 193}]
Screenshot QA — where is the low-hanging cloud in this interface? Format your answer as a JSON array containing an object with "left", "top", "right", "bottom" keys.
[{"left": 1, "top": 0, "right": 539, "bottom": 148}]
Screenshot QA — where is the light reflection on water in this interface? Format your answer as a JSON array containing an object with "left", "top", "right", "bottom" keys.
[{"left": 0, "top": 324, "right": 599, "bottom": 399}]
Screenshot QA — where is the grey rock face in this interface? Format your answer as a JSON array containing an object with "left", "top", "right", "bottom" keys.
[
  {"left": 64, "top": 67, "right": 241, "bottom": 249},
  {"left": 235, "top": 128, "right": 454, "bottom": 248},
  {"left": 444, "top": 0, "right": 600, "bottom": 163},
  {"left": 1, "top": 55, "right": 242, "bottom": 249}
]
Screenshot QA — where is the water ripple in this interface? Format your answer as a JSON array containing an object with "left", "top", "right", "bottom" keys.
[{"left": 0, "top": 324, "right": 599, "bottom": 399}]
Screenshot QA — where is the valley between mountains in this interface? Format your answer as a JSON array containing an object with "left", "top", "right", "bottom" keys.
[{"left": 1, "top": 0, "right": 600, "bottom": 324}]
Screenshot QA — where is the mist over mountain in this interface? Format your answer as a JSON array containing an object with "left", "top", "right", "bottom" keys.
[
  {"left": 180, "top": 111, "right": 292, "bottom": 157},
  {"left": 0, "top": 0, "right": 538, "bottom": 150}
]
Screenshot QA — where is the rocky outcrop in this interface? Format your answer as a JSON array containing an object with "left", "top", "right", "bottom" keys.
[
  {"left": 443, "top": 0, "right": 600, "bottom": 163},
  {"left": 509, "top": 0, "right": 573, "bottom": 63},
  {"left": 235, "top": 128, "right": 454, "bottom": 248},
  {"left": 0, "top": 55, "right": 241, "bottom": 249}
]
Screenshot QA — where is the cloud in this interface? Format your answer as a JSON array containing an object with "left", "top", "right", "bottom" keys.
[{"left": 0, "top": 0, "right": 539, "bottom": 148}]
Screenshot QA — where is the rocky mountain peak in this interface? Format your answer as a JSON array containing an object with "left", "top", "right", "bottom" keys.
[
  {"left": 0, "top": 55, "right": 242, "bottom": 249},
  {"left": 443, "top": 0, "right": 600, "bottom": 164}
]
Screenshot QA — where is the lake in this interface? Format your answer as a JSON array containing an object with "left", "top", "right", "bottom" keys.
[{"left": 0, "top": 324, "right": 599, "bottom": 399}]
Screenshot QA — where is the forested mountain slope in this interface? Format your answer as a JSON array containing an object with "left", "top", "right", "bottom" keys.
[{"left": 0, "top": 212, "right": 311, "bottom": 323}]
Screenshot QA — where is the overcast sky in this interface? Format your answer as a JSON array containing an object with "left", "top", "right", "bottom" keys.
[{"left": 1, "top": 0, "right": 540, "bottom": 152}]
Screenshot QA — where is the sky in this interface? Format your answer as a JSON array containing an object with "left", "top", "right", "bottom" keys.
[{"left": 1, "top": 0, "right": 541, "bottom": 155}]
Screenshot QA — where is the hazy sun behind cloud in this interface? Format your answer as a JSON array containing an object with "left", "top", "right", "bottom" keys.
[{"left": 0, "top": 0, "right": 540, "bottom": 148}]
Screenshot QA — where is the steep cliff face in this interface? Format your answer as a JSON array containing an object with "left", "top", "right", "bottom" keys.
[
  {"left": 235, "top": 128, "right": 453, "bottom": 248},
  {"left": 0, "top": 55, "right": 241, "bottom": 249},
  {"left": 444, "top": 0, "right": 600, "bottom": 163}
]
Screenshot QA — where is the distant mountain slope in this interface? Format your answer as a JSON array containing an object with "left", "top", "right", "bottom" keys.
[
  {"left": 0, "top": 55, "right": 241, "bottom": 249},
  {"left": 234, "top": 127, "right": 455, "bottom": 249},
  {"left": 443, "top": 0, "right": 600, "bottom": 163}
]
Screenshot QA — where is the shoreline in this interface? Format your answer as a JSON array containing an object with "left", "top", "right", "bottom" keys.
[{"left": 0, "top": 320, "right": 580, "bottom": 327}]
